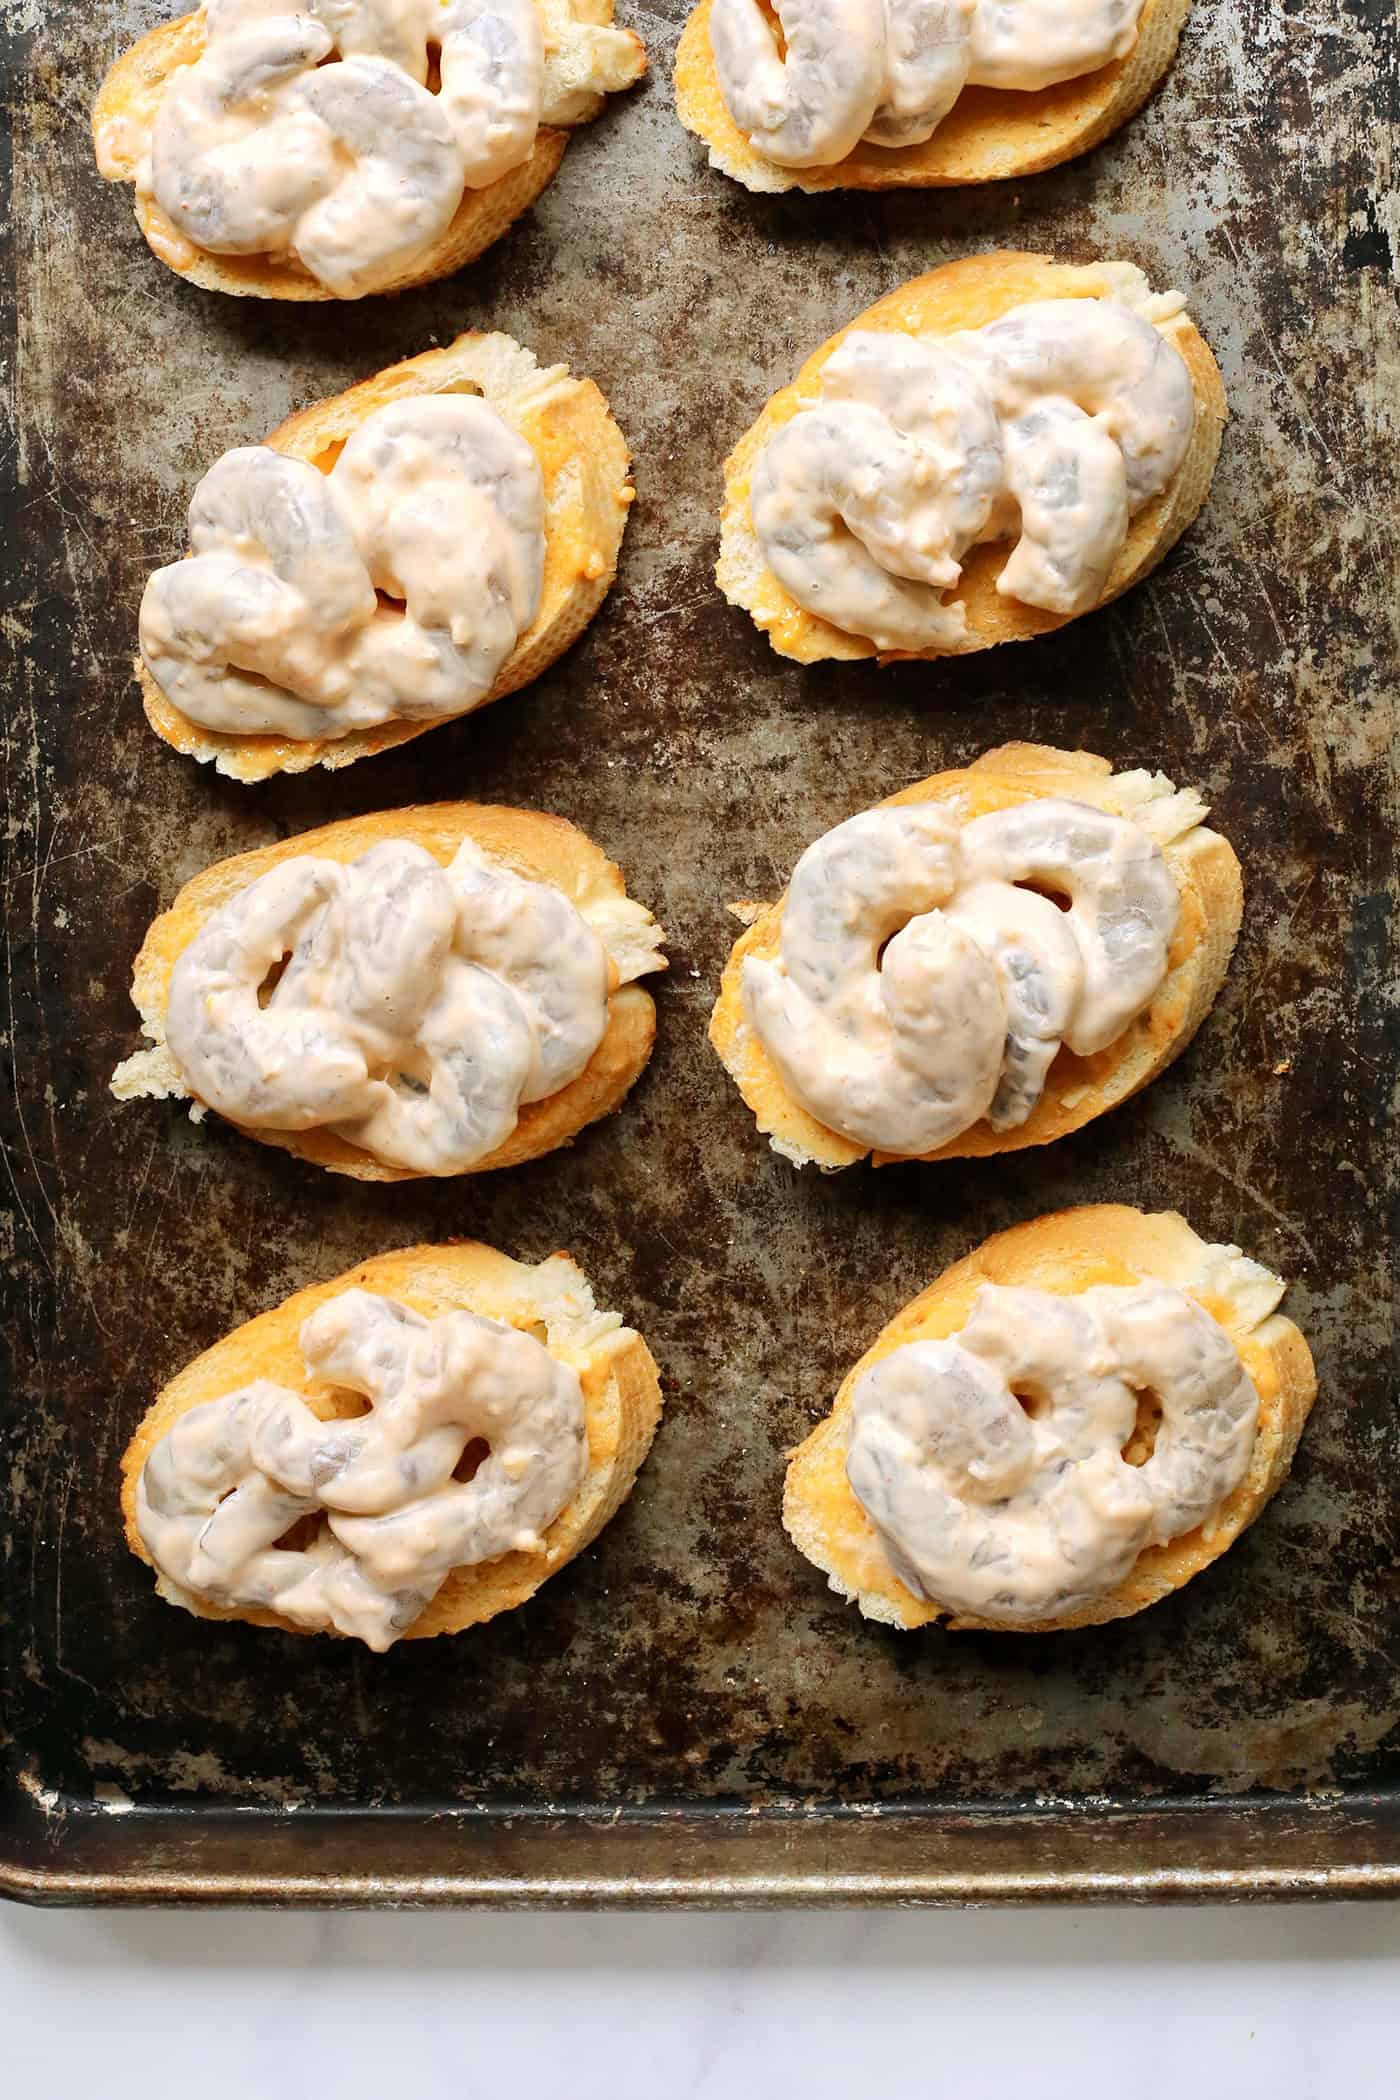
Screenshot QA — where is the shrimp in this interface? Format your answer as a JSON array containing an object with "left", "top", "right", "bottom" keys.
[
  {"left": 847, "top": 1281, "right": 1258, "bottom": 1622},
  {"left": 960, "top": 797, "right": 1180, "bottom": 1055},
  {"left": 1099, "top": 1285, "right": 1259, "bottom": 1543},
  {"left": 163, "top": 833, "right": 611, "bottom": 1175},
  {"left": 864, "top": 0, "right": 975, "bottom": 146},
  {"left": 968, "top": 0, "right": 1142, "bottom": 91},
  {"left": 149, "top": 0, "right": 548, "bottom": 293},
  {"left": 752, "top": 406, "right": 970, "bottom": 650},
  {"left": 743, "top": 790, "right": 1182, "bottom": 1153},
  {"left": 752, "top": 299, "right": 1194, "bottom": 644},
  {"left": 956, "top": 297, "right": 1196, "bottom": 603},
  {"left": 139, "top": 446, "right": 377, "bottom": 737},
  {"left": 742, "top": 806, "right": 1009, "bottom": 1153},
  {"left": 141, "top": 394, "right": 547, "bottom": 739},
  {"left": 330, "top": 394, "right": 546, "bottom": 722},
  {"left": 708, "top": 0, "right": 887, "bottom": 168},
  {"left": 338, "top": 844, "right": 611, "bottom": 1169},
  {"left": 751, "top": 331, "right": 1004, "bottom": 648},
  {"left": 133, "top": 1288, "right": 590, "bottom": 1650},
  {"left": 820, "top": 330, "right": 1006, "bottom": 554},
  {"left": 165, "top": 858, "right": 377, "bottom": 1129},
  {"left": 149, "top": 15, "right": 340, "bottom": 255},
  {"left": 711, "top": 0, "right": 1144, "bottom": 160},
  {"left": 448, "top": 840, "right": 611, "bottom": 1102},
  {"left": 336, "top": 955, "right": 537, "bottom": 1171},
  {"left": 437, "top": 0, "right": 545, "bottom": 188},
  {"left": 301, "top": 1292, "right": 588, "bottom": 1584},
  {"left": 942, "top": 879, "right": 1083, "bottom": 1129},
  {"left": 270, "top": 841, "right": 458, "bottom": 1057},
  {"left": 133, "top": 1380, "right": 399, "bottom": 1638},
  {"left": 994, "top": 398, "right": 1130, "bottom": 613},
  {"left": 290, "top": 57, "right": 465, "bottom": 297},
  {"left": 969, "top": 300, "right": 1200, "bottom": 508}
]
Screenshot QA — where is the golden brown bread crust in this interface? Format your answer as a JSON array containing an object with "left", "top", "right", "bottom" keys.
[
  {"left": 783, "top": 1205, "right": 1318, "bottom": 1633},
  {"left": 136, "top": 332, "right": 634, "bottom": 780},
  {"left": 117, "top": 802, "right": 665, "bottom": 1181},
  {"left": 709, "top": 742, "right": 1242, "bottom": 1169},
  {"left": 93, "top": 5, "right": 641, "bottom": 299},
  {"left": 716, "top": 254, "right": 1227, "bottom": 666},
  {"left": 675, "top": 0, "right": 1190, "bottom": 193},
  {"left": 121, "top": 1242, "right": 666, "bottom": 1641}
]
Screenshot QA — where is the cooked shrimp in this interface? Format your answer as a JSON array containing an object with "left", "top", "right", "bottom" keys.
[
  {"left": 847, "top": 1281, "right": 1257, "bottom": 1621},
  {"left": 708, "top": 0, "right": 886, "bottom": 167}
]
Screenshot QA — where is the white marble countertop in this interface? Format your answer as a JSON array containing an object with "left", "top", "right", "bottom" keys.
[{"left": 5, "top": 1903, "right": 1399, "bottom": 2094}]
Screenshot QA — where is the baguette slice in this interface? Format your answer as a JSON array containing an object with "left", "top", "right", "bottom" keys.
[
  {"left": 709, "top": 742, "right": 1241, "bottom": 1169},
  {"left": 137, "top": 332, "right": 633, "bottom": 781},
  {"left": 122, "top": 1242, "right": 665, "bottom": 1641},
  {"left": 785, "top": 1205, "right": 1318, "bottom": 1633},
  {"left": 675, "top": 0, "right": 1188, "bottom": 194},
  {"left": 112, "top": 802, "right": 667, "bottom": 1181},
  {"left": 718, "top": 254, "right": 1226, "bottom": 666},
  {"left": 94, "top": 0, "right": 645, "bottom": 300}
]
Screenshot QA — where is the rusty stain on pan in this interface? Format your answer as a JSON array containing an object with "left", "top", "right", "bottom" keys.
[{"left": 1, "top": 0, "right": 1397, "bottom": 1903}]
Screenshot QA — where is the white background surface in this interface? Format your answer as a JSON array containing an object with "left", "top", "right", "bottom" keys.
[{"left": 4, "top": 1903, "right": 1400, "bottom": 2095}]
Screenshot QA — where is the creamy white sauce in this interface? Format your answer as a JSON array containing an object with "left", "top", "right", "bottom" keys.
[
  {"left": 139, "top": 0, "right": 642, "bottom": 294},
  {"left": 140, "top": 393, "right": 546, "bottom": 739},
  {"left": 741, "top": 794, "right": 1179, "bottom": 1154},
  {"left": 164, "top": 835, "right": 611, "bottom": 1172},
  {"left": 710, "top": 0, "right": 1143, "bottom": 169},
  {"left": 750, "top": 298, "right": 1195, "bottom": 644},
  {"left": 846, "top": 1281, "right": 1260, "bottom": 1620},
  {"left": 135, "top": 1287, "right": 589, "bottom": 1649}
]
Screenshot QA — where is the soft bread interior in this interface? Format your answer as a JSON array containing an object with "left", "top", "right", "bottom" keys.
[
  {"left": 137, "top": 331, "right": 634, "bottom": 780},
  {"left": 113, "top": 802, "right": 667, "bottom": 1182},
  {"left": 121, "top": 1242, "right": 665, "bottom": 1642},
  {"left": 94, "top": 0, "right": 645, "bottom": 301},
  {"left": 783, "top": 1204, "right": 1318, "bottom": 1633},
  {"left": 675, "top": 0, "right": 1190, "bottom": 193},
  {"left": 717, "top": 254, "right": 1227, "bottom": 665},
  {"left": 709, "top": 742, "right": 1242, "bottom": 1170}
]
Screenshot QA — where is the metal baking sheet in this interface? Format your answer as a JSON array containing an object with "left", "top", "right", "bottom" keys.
[{"left": 2, "top": 0, "right": 1397, "bottom": 1907}]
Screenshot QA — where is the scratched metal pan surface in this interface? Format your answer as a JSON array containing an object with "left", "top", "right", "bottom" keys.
[{"left": 2, "top": 0, "right": 1397, "bottom": 1908}]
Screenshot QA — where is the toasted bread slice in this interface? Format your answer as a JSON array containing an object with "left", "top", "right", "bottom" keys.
[
  {"left": 784, "top": 1205, "right": 1317, "bottom": 1632},
  {"left": 112, "top": 802, "right": 667, "bottom": 1181},
  {"left": 709, "top": 743, "right": 1241, "bottom": 1169},
  {"left": 94, "top": 0, "right": 645, "bottom": 299},
  {"left": 717, "top": 254, "right": 1226, "bottom": 666},
  {"left": 675, "top": 0, "right": 1189, "bottom": 194},
  {"left": 136, "top": 332, "right": 633, "bottom": 781},
  {"left": 121, "top": 1242, "right": 665, "bottom": 1641}
]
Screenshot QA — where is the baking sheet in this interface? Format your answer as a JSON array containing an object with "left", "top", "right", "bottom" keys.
[{"left": 2, "top": 0, "right": 1397, "bottom": 1904}]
